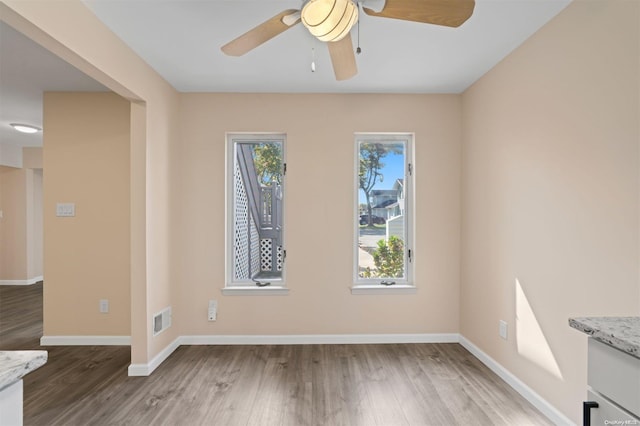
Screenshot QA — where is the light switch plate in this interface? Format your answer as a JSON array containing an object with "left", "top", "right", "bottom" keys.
[{"left": 56, "top": 203, "right": 75, "bottom": 217}]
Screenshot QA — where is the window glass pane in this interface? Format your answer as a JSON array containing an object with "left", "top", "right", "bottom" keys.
[
  {"left": 232, "top": 139, "right": 284, "bottom": 283},
  {"left": 357, "top": 140, "right": 406, "bottom": 281}
]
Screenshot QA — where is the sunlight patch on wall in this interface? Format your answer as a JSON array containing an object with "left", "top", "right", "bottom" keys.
[{"left": 515, "top": 278, "right": 563, "bottom": 379}]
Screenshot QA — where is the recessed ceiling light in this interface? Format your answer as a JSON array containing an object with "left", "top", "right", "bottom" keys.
[{"left": 10, "top": 123, "right": 41, "bottom": 134}]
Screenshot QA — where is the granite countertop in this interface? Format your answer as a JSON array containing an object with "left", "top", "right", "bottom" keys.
[
  {"left": 569, "top": 316, "right": 640, "bottom": 359},
  {"left": 0, "top": 350, "right": 48, "bottom": 391}
]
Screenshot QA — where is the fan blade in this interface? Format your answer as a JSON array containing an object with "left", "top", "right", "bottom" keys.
[
  {"left": 328, "top": 33, "right": 357, "bottom": 81},
  {"left": 363, "top": 0, "right": 475, "bottom": 28},
  {"left": 221, "top": 9, "right": 301, "bottom": 56}
]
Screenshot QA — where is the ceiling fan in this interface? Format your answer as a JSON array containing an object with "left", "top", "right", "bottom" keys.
[{"left": 221, "top": 0, "right": 475, "bottom": 81}]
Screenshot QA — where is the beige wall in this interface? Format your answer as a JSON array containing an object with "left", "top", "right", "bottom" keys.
[
  {"left": 23, "top": 147, "right": 43, "bottom": 169},
  {"left": 460, "top": 0, "right": 640, "bottom": 423},
  {"left": 24, "top": 167, "right": 41, "bottom": 280},
  {"left": 2, "top": 0, "right": 180, "bottom": 363},
  {"left": 175, "top": 94, "right": 462, "bottom": 335},
  {"left": 23, "top": 148, "right": 44, "bottom": 279},
  {"left": 0, "top": 144, "right": 22, "bottom": 168},
  {"left": 3, "top": 2, "right": 640, "bottom": 421},
  {"left": 43, "top": 92, "right": 131, "bottom": 336},
  {"left": 32, "top": 169, "right": 43, "bottom": 278},
  {"left": 0, "top": 169, "right": 3, "bottom": 277},
  {"left": 0, "top": 166, "right": 41, "bottom": 282},
  {"left": 0, "top": 167, "right": 27, "bottom": 280}
]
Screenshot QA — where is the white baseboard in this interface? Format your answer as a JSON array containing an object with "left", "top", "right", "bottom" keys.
[
  {"left": 180, "top": 333, "right": 460, "bottom": 346},
  {"left": 128, "top": 337, "right": 180, "bottom": 377},
  {"left": 126, "top": 334, "right": 458, "bottom": 377},
  {"left": 40, "top": 335, "right": 131, "bottom": 346},
  {"left": 459, "top": 335, "right": 574, "bottom": 426},
  {"left": 0, "top": 276, "right": 43, "bottom": 285}
]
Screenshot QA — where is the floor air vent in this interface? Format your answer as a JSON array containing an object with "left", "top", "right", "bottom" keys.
[{"left": 153, "top": 307, "right": 172, "bottom": 336}]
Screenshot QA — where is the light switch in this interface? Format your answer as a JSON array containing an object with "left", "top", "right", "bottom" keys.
[{"left": 56, "top": 203, "right": 75, "bottom": 217}]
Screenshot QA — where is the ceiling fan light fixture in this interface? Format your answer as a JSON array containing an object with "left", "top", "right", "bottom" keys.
[
  {"left": 10, "top": 123, "right": 41, "bottom": 134},
  {"left": 301, "top": 0, "right": 358, "bottom": 42}
]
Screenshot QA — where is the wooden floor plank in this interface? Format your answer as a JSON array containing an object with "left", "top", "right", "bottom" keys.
[
  {"left": 0, "top": 284, "right": 553, "bottom": 425},
  {"left": 360, "top": 344, "right": 411, "bottom": 426}
]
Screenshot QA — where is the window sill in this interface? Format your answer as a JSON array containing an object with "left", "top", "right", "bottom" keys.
[
  {"left": 350, "top": 284, "right": 417, "bottom": 295},
  {"left": 222, "top": 286, "right": 289, "bottom": 296}
]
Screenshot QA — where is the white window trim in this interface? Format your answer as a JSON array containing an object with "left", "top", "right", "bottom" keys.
[
  {"left": 221, "top": 286, "right": 289, "bottom": 296},
  {"left": 225, "top": 133, "right": 288, "bottom": 295},
  {"left": 352, "top": 132, "right": 415, "bottom": 294},
  {"left": 350, "top": 284, "right": 417, "bottom": 295}
]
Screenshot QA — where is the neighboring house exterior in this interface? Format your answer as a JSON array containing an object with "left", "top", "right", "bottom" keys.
[
  {"left": 364, "top": 179, "right": 404, "bottom": 220},
  {"left": 360, "top": 179, "right": 406, "bottom": 241},
  {"left": 385, "top": 179, "right": 405, "bottom": 241},
  {"left": 368, "top": 187, "right": 397, "bottom": 218},
  {"left": 384, "top": 179, "right": 404, "bottom": 219}
]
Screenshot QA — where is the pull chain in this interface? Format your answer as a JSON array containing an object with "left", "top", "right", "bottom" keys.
[{"left": 356, "top": 2, "right": 362, "bottom": 54}]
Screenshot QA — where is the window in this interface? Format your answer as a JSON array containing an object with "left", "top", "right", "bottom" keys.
[
  {"left": 354, "top": 133, "right": 414, "bottom": 293},
  {"left": 225, "top": 134, "right": 287, "bottom": 294}
]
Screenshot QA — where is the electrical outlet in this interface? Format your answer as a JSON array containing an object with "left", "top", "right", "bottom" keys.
[
  {"left": 99, "top": 299, "right": 109, "bottom": 313},
  {"left": 499, "top": 320, "right": 508, "bottom": 340},
  {"left": 208, "top": 300, "right": 217, "bottom": 321},
  {"left": 56, "top": 203, "right": 75, "bottom": 217}
]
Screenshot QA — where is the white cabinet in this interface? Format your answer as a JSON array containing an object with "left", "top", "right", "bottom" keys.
[
  {"left": 586, "top": 338, "right": 640, "bottom": 425},
  {"left": 586, "top": 391, "right": 636, "bottom": 425},
  {"left": 0, "top": 381, "right": 23, "bottom": 426}
]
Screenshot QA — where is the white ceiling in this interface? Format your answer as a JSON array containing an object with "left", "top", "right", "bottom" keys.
[
  {"left": 1, "top": 0, "right": 571, "bottom": 150},
  {"left": 0, "top": 22, "right": 108, "bottom": 149},
  {"left": 83, "top": 0, "right": 571, "bottom": 93}
]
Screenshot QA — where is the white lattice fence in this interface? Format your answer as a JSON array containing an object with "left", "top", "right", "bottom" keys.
[
  {"left": 234, "top": 161, "right": 266, "bottom": 280},
  {"left": 259, "top": 240, "right": 284, "bottom": 272},
  {"left": 276, "top": 245, "right": 283, "bottom": 271},
  {"left": 250, "top": 216, "right": 260, "bottom": 277},
  {"left": 234, "top": 162, "right": 250, "bottom": 280},
  {"left": 260, "top": 239, "right": 272, "bottom": 271}
]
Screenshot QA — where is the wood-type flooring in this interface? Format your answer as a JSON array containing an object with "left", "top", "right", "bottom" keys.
[{"left": 0, "top": 283, "right": 552, "bottom": 425}]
